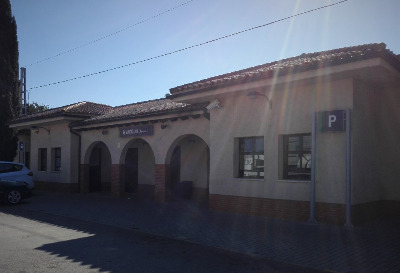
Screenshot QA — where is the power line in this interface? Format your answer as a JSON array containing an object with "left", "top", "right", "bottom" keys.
[
  {"left": 29, "top": 0, "right": 349, "bottom": 91},
  {"left": 27, "top": 0, "right": 195, "bottom": 67}
]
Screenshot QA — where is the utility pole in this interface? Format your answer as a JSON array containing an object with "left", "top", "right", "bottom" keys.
[
  {"left": 18, "top": 67, "right": 27, "bottom": 165},
  {"left": 20, "top": 67, "right": 27, "bottom": 116}
]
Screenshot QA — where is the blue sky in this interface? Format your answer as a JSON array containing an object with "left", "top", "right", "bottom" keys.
[{"left": 10, "top": 0, "right": 400, "bottom": 108}]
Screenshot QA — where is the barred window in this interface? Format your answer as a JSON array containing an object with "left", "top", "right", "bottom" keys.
[
  {"left": 52, "top": 147, "right": 61, "bottom": 171},
  {"left": 238, "top": 137, "right": 264, "bottom": 178},
  {"left": 283, "top": 134, "right": 311, "bottom": 180}
]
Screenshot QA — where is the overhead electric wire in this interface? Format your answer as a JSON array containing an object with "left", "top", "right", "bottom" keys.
[
  {"left": 29, "top": 0, "right": 349, "bottom": 91},
  {"left": 27, "top": 0, "right": 195, "bottom": 67}
]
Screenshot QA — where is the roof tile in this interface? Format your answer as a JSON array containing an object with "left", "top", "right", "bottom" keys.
[
  {"left": 11, "top": 101, "right": 112, "bottom": 124},
  {"left": 82, "top": 98, "right": 203, "bottom": 124},
  {"left": 170, "top": 43, "right": 399, "bottom": 94}
]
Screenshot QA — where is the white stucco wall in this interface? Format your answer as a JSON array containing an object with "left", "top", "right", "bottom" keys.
[
  {"left": 30, "top": 122, "right": 74, "bottom": 184},
  {"left": 352, "top": 80, "right": 382, "bottom": 204},
  {"left": 351, "top": 81, "right": 400, "bottom": 204},
  {"left": 209, "top": 78, "right": 354, "bottom": 204},
  {"left": 379, "top": 86, "right": 400, "bottom": 201},
  {"left": 180, "top": 138, "right": 209, "bottom": 188}
]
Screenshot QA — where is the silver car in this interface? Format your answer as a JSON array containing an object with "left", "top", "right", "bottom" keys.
[{"left": 0, "top": 161, "right": 35, "bottom": 189}]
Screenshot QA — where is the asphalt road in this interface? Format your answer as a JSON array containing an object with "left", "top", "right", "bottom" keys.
[{"left": 0, "top": 206, "right": 325, "bottom": 273}]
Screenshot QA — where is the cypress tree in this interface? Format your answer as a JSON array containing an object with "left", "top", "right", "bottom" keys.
[{"left": 0, "top": 0, "right": 20, "bottom": 160}]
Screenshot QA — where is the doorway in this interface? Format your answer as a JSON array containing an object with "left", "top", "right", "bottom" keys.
[
  {"left": 87, "top": 142, "right": 111, "bottom": 193},
  {"left": 167, "top": 135, "right": 210, "bottom": 205},
  {"left": 125, "top": 148, "right": 139, "bottom": 193},
  {"left": 89, "top": 147, "right": 102, "bottom": 192}
]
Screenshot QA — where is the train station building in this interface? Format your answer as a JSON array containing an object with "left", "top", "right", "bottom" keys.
[{"left": 10, "top": 43, "right": 400, "bottom": 224}]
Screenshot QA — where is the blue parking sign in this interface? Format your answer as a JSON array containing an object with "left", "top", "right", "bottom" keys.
[{"left": 319, "top": 110, "right": 346, "bottom": 132}]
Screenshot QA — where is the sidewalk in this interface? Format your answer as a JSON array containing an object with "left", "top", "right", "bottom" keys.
[{"left": 11, "top": 191, "right": 400, "bottom": 273}]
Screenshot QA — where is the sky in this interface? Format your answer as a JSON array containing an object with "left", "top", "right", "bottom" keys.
[{"left": 9, "top": 0, "right": 400, "bottom": 109}]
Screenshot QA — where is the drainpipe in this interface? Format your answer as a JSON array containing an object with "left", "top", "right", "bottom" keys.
[
  {"left": 345, "top": 109, "right": 353, "bottom": 228},
  {"left": 70, "top": 127, "right": 81, "bottom": 192},
  {"left": 309, "top": 112, "right": 317, "bottom": 223}
]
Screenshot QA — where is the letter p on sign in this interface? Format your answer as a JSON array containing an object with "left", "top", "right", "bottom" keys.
[{"left": 328, "top": 115, "right": 337, "bottom": 127}]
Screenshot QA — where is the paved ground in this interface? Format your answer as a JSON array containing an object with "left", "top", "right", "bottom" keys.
[
  {"left": 3, "top": 191, "right": 400, "bottom": 273},
  {"left": 1, "top": 209, "right": 321, "bottom": 273}
]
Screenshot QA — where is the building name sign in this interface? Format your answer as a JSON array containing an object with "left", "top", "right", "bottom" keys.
[
  {"left": 319, "top": 110, "right": 346, "bottom": 132},
  {"left": 120, "top": 125, "right": 154, "bottom": 137}
]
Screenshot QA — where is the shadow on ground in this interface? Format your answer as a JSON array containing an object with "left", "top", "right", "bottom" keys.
[
  {"left": 0, "top": 200, "right": 328, "bottom": 273},
  {"left": 1, "top": 191, "right": 400, "bottom": 273}
]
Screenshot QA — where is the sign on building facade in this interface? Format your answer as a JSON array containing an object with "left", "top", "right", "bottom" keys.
[
  {"left": 119, "top": 125, "right": 154, "bottom": 137},
  {"left": 319, "top": 110, "right": 346, "bottom": 132}
]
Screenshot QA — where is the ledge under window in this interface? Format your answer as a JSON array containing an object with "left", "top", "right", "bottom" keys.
[
  {"left": 277, "top": 179, "right": 310, "bottom": 183},
  {"left": 235, "top": 177, "right": 265, "bottom": 181}
]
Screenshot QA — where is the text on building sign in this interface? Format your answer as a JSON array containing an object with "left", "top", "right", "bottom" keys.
[{"left": 120, "top": 125, "right": 154, "bottom": 137}]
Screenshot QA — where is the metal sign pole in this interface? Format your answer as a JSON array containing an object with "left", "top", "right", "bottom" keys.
[{"left": 309, "top": 112, "right": 317, "bottom": 223}]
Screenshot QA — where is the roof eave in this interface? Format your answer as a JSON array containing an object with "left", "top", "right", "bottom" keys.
[
  {"left": 169, "top": 56, "right": 398, "bottom": 103},
  {"left": 9, "top": 114, "right": 90, "bottom": 129},
  {"left": 71, "top": 107, "right": 206, "bottom": 130}
]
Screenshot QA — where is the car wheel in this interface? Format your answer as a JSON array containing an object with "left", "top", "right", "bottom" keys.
[{"left": 6, "top": 190, "right": 22, "bottom": 205}]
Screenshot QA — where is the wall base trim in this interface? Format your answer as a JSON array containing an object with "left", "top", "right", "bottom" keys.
[
  {"left": 209, "top": 194, "right": 311, "bottom": 222},
  {"left": 209, "top": 194, "right": 400, "bottom": 225}
]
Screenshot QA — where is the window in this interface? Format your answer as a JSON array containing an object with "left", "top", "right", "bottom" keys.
[
  {"left": 38, "top": 148, "right": 47, "bottom": 171},
  {"left": 52, "top": 147, "right": 61, "bottom": 171},
  {"left": 238, "top": 137, "right": 264, "bottom": 178},
  {"left": 283, "top": 134, "right": 311, "bottom": 180}
]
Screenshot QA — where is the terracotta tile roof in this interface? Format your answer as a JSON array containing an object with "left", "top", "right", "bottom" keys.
[
  {"left": 80, "top": 98, "right": 206, "bottom": 125},
  {"left": 170, "top": 43, "right": 400, "bottom": 95},
  {"left": 11, "top": 101, "right": 112, "bottom": 124}
]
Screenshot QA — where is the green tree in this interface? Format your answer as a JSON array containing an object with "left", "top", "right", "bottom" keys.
[
  {"left": 28, "top": 102, "right": 49, "bottom": 114},
  {"left": 0, "top": 0, "right": 20, "bottom": 160}
]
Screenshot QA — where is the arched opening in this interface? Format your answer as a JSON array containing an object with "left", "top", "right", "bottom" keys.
[
  {"left": 86, "top": 142, "right": 111, "bottom": 193},
  {"left": 166, "top": 134, "right": 210, "bottom": 206},
  {"left": 120, "top": 139, "right": 155, "bottom": 198}
]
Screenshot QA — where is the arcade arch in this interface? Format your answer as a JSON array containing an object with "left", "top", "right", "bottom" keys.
[
  {"left": 165, "top": 134, "right": 210, "bottom": 205},
  {"left": 83, "top": 141, "right": 112, "bottom": 193},
  {"left": 119, "top": 138, "right": 155, "bottom": 197}
]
